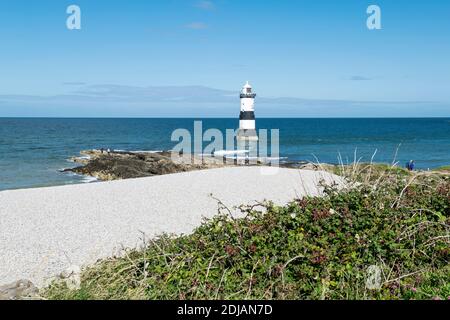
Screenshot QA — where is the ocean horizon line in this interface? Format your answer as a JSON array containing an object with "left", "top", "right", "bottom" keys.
[{"left": 1, "top": 116, "right": 450, "bottom": 120}]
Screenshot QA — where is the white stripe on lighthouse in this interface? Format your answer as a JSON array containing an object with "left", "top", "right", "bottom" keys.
[{"left": 240, "top": 120, "right": 256, "bottom": 130}]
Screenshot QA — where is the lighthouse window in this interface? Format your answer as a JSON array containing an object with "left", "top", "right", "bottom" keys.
[{"left": 246, "top": 88, "right": 251, "bottom": 93}]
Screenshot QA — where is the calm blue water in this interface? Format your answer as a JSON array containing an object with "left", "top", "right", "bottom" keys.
[{"left": 0, "top": 118, "right": 449, "bottom": 191}]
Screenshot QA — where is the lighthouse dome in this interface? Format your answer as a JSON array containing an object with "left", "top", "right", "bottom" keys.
[{"left": 242, "top": 81, "right": 254, "bottom": 94}]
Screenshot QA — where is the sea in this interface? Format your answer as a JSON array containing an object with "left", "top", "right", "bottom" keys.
[{"left": 0, "top": 118, "right": 449, "bottom": 191}]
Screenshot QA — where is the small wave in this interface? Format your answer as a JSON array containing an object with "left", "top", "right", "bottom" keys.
[
  {"left": 262, "top": 157, "right": 288, "bottom": 161},
  {"left": 82, "top": 175, "right": 99, "bottom": 183},
  {"left": 66, "top": 155, "right": 90, "bottom": 163},
  {"left": 214, "top": 150, "right": 249, "bottom": 156},
  {"left": 60, "top": 169, "right": 98, "bottom": 183},
  {"left": 61, "top": 170, "right": 77, "bottom": 176},
  {"left": 224, "top": 156, "right": 260, "bottom": 160},
  {"left": 223, "top": 156, "right": 288, "bottom": 162}
]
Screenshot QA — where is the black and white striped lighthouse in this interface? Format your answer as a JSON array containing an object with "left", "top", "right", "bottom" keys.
[{"left": 237, "top": 81, "right": 258, "bottom": 142}]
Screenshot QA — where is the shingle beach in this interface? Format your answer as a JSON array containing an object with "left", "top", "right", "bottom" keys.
[{"left": 0, "top": 167, "right": 344, "bottom": 287}]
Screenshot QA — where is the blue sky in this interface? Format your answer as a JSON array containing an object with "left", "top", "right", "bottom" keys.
[{"left": 0, "top": 0, "right": 449, "bottom": 117}]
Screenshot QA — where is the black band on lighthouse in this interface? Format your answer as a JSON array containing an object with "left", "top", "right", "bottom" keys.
[
  {"left": 240, "top": 111, "right": 255, "bottom": 120},
  {"left": 240, "top": 93, "right": 257, "bottom": 99}
]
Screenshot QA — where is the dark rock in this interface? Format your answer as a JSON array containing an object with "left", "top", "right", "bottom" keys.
[
  {"left": 0, "top": 280, "right": 39, "bottom": 300},
  {"left": 65, "top": 150, "right": 225, "bottom": 181}
]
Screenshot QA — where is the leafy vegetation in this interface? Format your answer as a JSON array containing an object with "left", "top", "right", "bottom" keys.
[
  {"left": 44, "top": 164, "right": 449, "bottom": 300},
  {"left": 437, "top": 165, "right": 450, "bottom": 172}
]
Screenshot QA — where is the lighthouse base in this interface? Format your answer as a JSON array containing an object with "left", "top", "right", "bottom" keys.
[{"left": 237, "top": 129, "right": 259, "bottom": 142}]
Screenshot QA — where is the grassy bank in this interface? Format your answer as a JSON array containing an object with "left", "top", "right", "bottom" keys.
[{"left": 44, "top": 165, "right": 449, "bottom": 300}]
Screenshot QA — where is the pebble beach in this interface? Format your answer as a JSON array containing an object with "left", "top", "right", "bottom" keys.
[{"left": 0, "top": 167, "right": 344, "bottom": 287}]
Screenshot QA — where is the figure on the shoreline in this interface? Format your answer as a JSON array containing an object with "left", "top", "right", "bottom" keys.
[{"left": 406, "top": 160, "right": 415, "bottom": 171}]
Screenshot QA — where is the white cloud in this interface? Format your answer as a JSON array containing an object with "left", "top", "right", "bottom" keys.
[
  {"left": 194, "top": 1, "right": 215, "bottom": 11},
  {"left": 350, "top": 75, "right": 373, "bottom": 81},
  {"left": 185, "top": 22, "right": 208, "bottom": 30}
]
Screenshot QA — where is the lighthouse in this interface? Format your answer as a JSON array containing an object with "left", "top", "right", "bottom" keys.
[{"left": 237, "top": 81, "right": 258, "bottom": 142}]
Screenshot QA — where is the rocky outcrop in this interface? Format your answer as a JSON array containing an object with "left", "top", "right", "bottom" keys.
[
  {"left": 59, "top": 265, "right": 81, "bottom": 290},
  {"left": 63, "top": 150, "right": 322, "bottom": 182},
  {"left": 0, "top": 266, "right": 81, "bottom": 300},
  {"left": 64, "top": 150, "right": 228, "bottom": 181},
  {"left": 0, "top": 280, "right": 39, "bottom": 300}
]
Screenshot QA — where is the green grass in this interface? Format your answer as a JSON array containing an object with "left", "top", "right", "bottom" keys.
[
  {"left": 44, "top": 166, "right": 449, "bottom": 300},
  {"left": 437, "top": 165, "right": 450, "bottom": 172}
]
